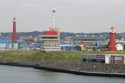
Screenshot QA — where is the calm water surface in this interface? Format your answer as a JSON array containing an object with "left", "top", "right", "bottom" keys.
[{"left": 0, "top": 65, "right": 124, "bottom": 83}]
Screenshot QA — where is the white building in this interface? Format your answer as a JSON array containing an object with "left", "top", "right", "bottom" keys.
[
  {"left": 116, "top": 43, "right": 123, "bottom": 51},
  {"left": 39, "top": 28, "right": 61, "bottom": 51}
]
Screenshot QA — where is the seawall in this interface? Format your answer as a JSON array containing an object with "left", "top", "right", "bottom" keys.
[
  {"left": 34, "top": 61, "right": 125, "bottom": 77},
  {"left": 0, "top": 60, "right": 125, "bottom": 78}
]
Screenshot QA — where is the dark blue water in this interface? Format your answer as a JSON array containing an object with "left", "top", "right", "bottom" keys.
[{"left": 0, "top": 65, "right": 124, "bottom": 83}]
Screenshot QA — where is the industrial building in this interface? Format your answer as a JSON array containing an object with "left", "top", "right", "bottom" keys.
[
  {"left": 19, "top": 43, "right": 41, "bottom": 50},
  {"left": 82, "top": 54, "right": 125, "bottom": 64},
  {"left": 0, "top": 39, "right": 11, "bottom": 49},
  {"left": 60, "top": 44, "right": 76, "bottom": 51},
  {"left": 0, "top": 39, "right": 18, "bottom": 50}
]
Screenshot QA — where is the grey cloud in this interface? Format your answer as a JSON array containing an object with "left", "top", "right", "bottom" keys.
[{"left": 0, "top": 0, "right": 125, "bottom": 33}]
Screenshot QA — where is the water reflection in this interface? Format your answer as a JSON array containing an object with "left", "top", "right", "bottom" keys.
[{"left": 0, "top": 65, "right": 124, "bottom": 83}]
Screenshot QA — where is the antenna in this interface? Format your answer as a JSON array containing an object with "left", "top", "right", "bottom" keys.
[{"left": 52, "top": 8, "right": 56, "bottom": 28}]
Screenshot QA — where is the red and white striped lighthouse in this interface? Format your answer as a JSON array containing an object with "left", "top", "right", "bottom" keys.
[
  {"left": 12, "top": 17, "right": 17, "bottom": 42},
  {"left": 108, "top": 26, "right": 117, "bottom": 51}
]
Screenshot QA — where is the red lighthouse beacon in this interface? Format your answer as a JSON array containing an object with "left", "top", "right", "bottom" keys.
[
  {"left": 12, "top": 17, "right": 17, "bottom": 42},
  {"left": 108, "top": 26, "right": 117, "bottom": 51}
]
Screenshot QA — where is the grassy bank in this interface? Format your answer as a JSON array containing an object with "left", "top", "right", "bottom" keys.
[
  {"left": 0, "top": 50, "right": 83, "bottom": 62},
  {"left": 0, "top": 50, "right": 125, "bottom": 62}
]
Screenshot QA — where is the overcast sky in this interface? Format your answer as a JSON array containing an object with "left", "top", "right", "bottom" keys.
[{"left": 0, "top": 0, "right": 125, "bottom": 33}]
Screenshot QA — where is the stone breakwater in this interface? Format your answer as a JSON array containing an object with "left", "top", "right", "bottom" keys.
[
  {"left": 0, "top": 60, "right": 125, "bottom": 77},
  {"left": 36, "top": 61, "right": 125, "bottom": 74}
]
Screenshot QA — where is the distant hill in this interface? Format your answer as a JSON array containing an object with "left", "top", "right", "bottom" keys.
[{"left": 0, "top": 31, "right": 125, "bottom": 40}]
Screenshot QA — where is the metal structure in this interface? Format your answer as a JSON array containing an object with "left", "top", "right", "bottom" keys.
[{"left": 52, "top": 8, "right": 56, "bottom": 28}]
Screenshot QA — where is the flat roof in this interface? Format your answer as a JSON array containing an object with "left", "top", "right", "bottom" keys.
[{"left": 0, "top": 39, "right": 12, "bottom": 43}]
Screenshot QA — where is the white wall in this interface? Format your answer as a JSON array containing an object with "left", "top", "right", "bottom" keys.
[
  {"left": 0, "top": 43, "right": 6, "bottom": 49},
  {"left": 116, "top": 44, "right": 123, "bottom": 51}
]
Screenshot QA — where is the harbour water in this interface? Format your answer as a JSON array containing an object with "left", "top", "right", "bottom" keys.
[{"left": 0, "top": 65, "right": 124, "bottom": 83}]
